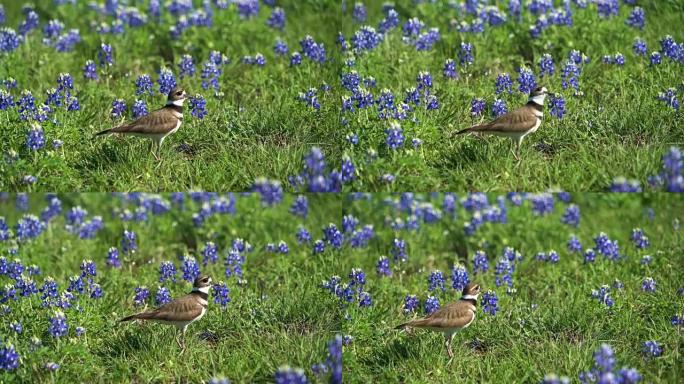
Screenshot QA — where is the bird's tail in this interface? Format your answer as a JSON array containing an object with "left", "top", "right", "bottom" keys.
[
  {"left": 395, "top": 322, "right": 409, "bottom": 330},
  {"left": 94, "top": 128, "right": 112, "bottom": 138},
  {"left": 119, "top": 312, "right": 155, "bottom": 322},
  {"left": 456, "top": 123, "right": 489, "bottom": 135}
]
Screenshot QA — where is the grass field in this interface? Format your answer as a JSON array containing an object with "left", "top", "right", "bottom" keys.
[
  {"left": 1, "top": 1, "right": 683, "bottom": 191},
  {"left": 340, "top": 193, "right": 683, "bottom": 383},
  {"left": 0, "top": 193, "right": 344, "bottom": 383}
]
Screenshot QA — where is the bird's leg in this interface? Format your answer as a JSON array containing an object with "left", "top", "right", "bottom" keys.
[
  {"left": 151, "top": 140, "right": 160, "bottom": 161},
  {"left": 175, "top": 331, "right": 182, "bottom": 350},
  {"left": 178, "top": 326, "right": 187, "bottom": 355},
  {"left": 445, "top": 333, "right": 454, "bottom": 359},
  {"left": 514, "top": 138, "right": 521, "bottom": 161}
]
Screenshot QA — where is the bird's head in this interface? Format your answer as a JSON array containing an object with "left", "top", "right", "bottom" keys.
[
  {"left": 167, "top": 87, "right": 188, "bottom": 105},
  {"left": 529, "top": 86, "right": 553, "bottom": 104},
  {"left": 193, "top": 275, "right": 213, "bottom": 290},
  {"left": 462, "top": 282, "right": 482, "bottom": 300}
]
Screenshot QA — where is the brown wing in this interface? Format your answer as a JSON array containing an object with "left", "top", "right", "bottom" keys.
[
  {"left": 470, "top": 106, "right": 537, "bottom": 133},
  {"left": 111, "top": 109, "right": 178, "bottom": 135},
  {"left": 406, "top": 301, "right": 474, "bottom": 329},
  {"left": 142, "top": 295, "right": 204, "bottom": 322}
]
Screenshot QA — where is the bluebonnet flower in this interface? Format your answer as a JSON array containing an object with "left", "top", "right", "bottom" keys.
[
  {"left": 471, "top": 98, "right": 486, "bottom": 117},
  {"left": 15, "top": 214, "right": 45, "bottom": 241},
  {"left": 299, "top": 35, "right": 326, "bottom": 63},
  {"left": 584, "top": 248, "right": 596, "bottom": 263},
  {"left": 481, "top": 291, "right": 498, "bottom": 315},
  {"left": 189, "top": 94, "right": 208, "bottom": 119},
  {"left": 75, "top": 326, "right": 85, "bottom": 337},
  {"left": 614, "top": 53, "right": 625, "bottom": 66},
  {"left": 630, "top": 228, "right": 650, "bottom": 249},
  {"left": 225, "top": 249, "right": 245, "bottom": 278},
  {"left": 539, "top": 54, "right": 555, "bottom": 77},
  {"left": 660, "top": 35, "right": 681, "bottom": 60},
  {"left": 298, "top": 88, "right": 320, "bottom": 110},
  {"left": 495, "top": 73, "right": 513, "bottom": 95},
  {"left": 560, "top": 61, "right": 580, "bottom": 92},
  {"left": 0, "top": 342, "right": 20, "bottom": 371},
  {"left": 89, "top": 282, "right": 102, "bottom": 299},
  {"left": 609, "top": 177, "right": 642, "bottom": 192},
  {"left": 386, "top": 122, "right": 405, "bottom": 150},
  {"left": 443, "top": 59, "right": 457, "bottom": 79},
  {"left": 428, "top": 270, "right": 446, "bottom": 292},
  {"left": 642, "top": 277, "right": 656, "bottom": 293},
  {"left": 274, "top": 366, "right": 309, "bottom": 384},
  {"left": 267, "top": 7, "right": 285, "bottom": 30},
  {"left": 313, "top": 240, "right": 325, "bottom": 254},
  {"left": 274, "top": 39, "right": 288, "bottom": 56},
  {"left": 401, "top": 294, "right": 419, "bottom": 313},
  {"left": 473, "top": 251, "right": 489, "bottom": 274},
  {"left": 135, "top": 74, "right": 154, "bottom": 96},
  {"left": 16, "top": 90, "right": 37, "bottom": 121},
  {"left": 111, "top": 99, "right": 126, "bottom": 119},
  {"left": 49, "top": 310, "right": 68, "bottom": 337},
  {"left": 561, "top": 204, "right": 580, "bottom": 227},
  {"left": 391, "top": 238, "right": 407, "bottom": 262},
  {"left": 26, "top": 124, "right": 45, "bottom": 151},
  {"left": 181, "top": 256, "right": 200, "bottom": 282},
  {"left": 491, "top": 99, "right": 507, "bottom": 117},
  {"left": 121, "top": 230, "right": 137, "bottom": 254},
  {"left": 0, "top": 28, "right": 20, "bottom": 53},
  {"left": 376, "top": 256, "right": 391, "bottom": 276},
  {"left": 451, "top": 266, "right": 469, "bottom": 291},
  {"left": 133, "top": 286, "right": 149, "bottom": 306},
  {"left": 290, "top": 52, "right": 302, "bottom": 66},
  {"left": 640, "top": 255, "right": 652, "bottom": 265},
  {"left": 414, "top": 28, "right": 440, "bottom": 51},
  {"left": 495, "top": 258, "right": 513, "bottom": 287},
  {"left": 253, "top": 178, "right": 283, "bottom": 205},
  {"left": 568, "top": 235, "right": 582, "bottom": 253},
  {"left": 341, "top": 156, "right": 355, "bottom": 183},
  {"left": 297, "top": 227, "right": 311, "bottom": 244},
  {"left": 596, "top": 0, "right": 619, "bottom": 18},
  {"left": 352, "top": 2, "right": 367, "bottom": 23},
  {"left": 0, "top": 90, "right": 13, "bottom": 110},
  {"left": 549, "top": 94, "right": 566, "bottom": 119},
  {"left": 157, "top": 68, "right": 177, "bottom": 94},
  {"left": 178, "top": 54, "right": 196, "bottom": 78},
  {"left": 202, "top": 242, "right": 218, "bottom": 265},
  {"left": 98, "top": 43, "right": 113, "bottom": 66},
  {"left": 657, "top": 88, "right": 679, "bottom": 111},
  {"left": 517, "top": 67, "right": 537, "bottom": 94},
  {"left": 44, "top": 362, "right": 60, "bottom": 371},
  {"left": 80, "top": 259, "right": 97, "bottom": 278},
  {"left": 67, "top": 275, "right": 85, "bottom": 294},
  {"left": 590, "top": 285, "right": 614, "bottom": 307},
  {"left": 324, "top": 224, "right": 343, "bottom": 249},
  {"left": 351, "top": 26, "right": 382, "bottom": 52},
  {"left": 402, "top": 17, "right": 424, "bottom": 38},
  {"left": 9, "top": 321, "right": 22, "bottom": 334},
  {"left": 19, "top": 10, "right": 39, "bottom": 35},
  {"left": 633, "top": 38, "right": 647, "bottom": 56},
  {"left": 212, "top": 282, "right": 230, "bottom": 307},
  {"left": 201, "top": 61, "right": 221, "bottom": 93},
  {"left": 459, "top": 42, "right": 474, "bottom": 66},
  {"left": 649, "top": 51, "right": 661, "bottom": 66},
  {"left": 626, "top": 7, "right": 645, "bottom": 30},
  {"left": 424, "top": 296, "right": 440, "bottom": 315},
  {"left": 236, "top": 0, "right": 259, "bottom": 19},
  {"left": 594, "top": 232, "right": 620, "bottom": 260},
  {"left": 358, "top": 291, "right": 372, "bottom": 307},
  {"left": 642, "top": 340, "right": 662, "bottom": 358},
  {"left": 104, "top": 247, "right": 120, "bottom": 268},
  {"left": 278, "top": 241, "right": 289, "bottom": 254},
  {"left": 131, "top": 99, "right": 148, "bottom": 118},
  {"left": 159, "top": 261, "right": 177, "bottom": 283}
]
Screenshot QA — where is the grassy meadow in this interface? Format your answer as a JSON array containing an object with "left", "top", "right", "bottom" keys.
[
  {"left": 340, "top": 193, "right": 683, "bottom": 382},
  {"left": 0, "top": 193, "right": 343, "bottom": 383},
  {"left": 0, "top": 1, "right": 682, "bottom": 191}
]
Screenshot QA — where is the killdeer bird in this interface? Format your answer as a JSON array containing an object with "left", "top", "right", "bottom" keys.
[
  {"left": 120, "top": 275, "right": 211, "bottom": 353},
  {"left": 95, "top": 87, "right": 187, "bottom": 160},
  {"left": 395, "top": 282, "right": 481, "bottom": 358},
  {"left": 456, "top": 86, "right": 551, "bottom": 160}
]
